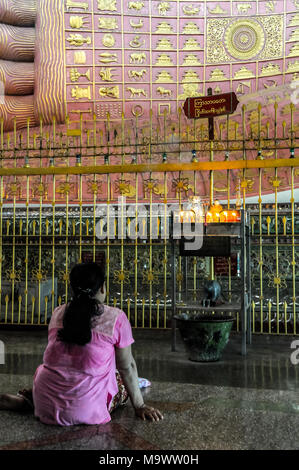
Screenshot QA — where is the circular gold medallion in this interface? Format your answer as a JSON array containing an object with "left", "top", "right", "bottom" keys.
[
  {"left": 102, "top": 33, "right": 115, "bottom": 48},
  {"left": 224, "top": 19, "right": 265, "bottom": 60}
]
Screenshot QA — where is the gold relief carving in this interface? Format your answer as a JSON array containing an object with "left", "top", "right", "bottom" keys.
[
  {"left": 294, "top": 0, "right": 299, "bottom": 9},
  {"left": 182, "top": 70, "right": 199, "bottom": 82},
  {"left": 131, "top": 104, "right": 144, "bottom": 116},
  {"left": 126, "top": 86, "right": 147, "bottom": 97},
  {"left": 102, "top": 34, "right": 115, "bottom": 47},
  {"left": 208, "top": 4, "right": 227, "bottom": 14},
  {"left": 128, "top": 69, "right": 147, "bottom": 79},
  {"left": 224, "top": 20, "right": 265, "bottom": 60},
  {"left": 155, "top": 54, "right": 174, "bottom": 66},
  {"left": 71, "top": 85, "right": 91, "bottom": 99},
  {"left": 287, "top": 60, "right": 299, "bottom": 72},
  {"left": 289, "top": 14, "right": 299, "bottom": 27},
  {"left": 129, "top": 35, "right": 145, "bottom": 48},
  {"left": 69, "top": 16, "right": 89, "bottom": 29},
  {"left": 67, "top": 34, "right": 91, "bottom": 46},
  {"left": 158, "top": 103, "right": 171, "bottom": 116},
  {"left": 263, "top": 79, "right": 277, "bottom": 88},
  {"left": 99, "top": 86, "right": 119, "bottom": 98},
  {"left": 70, "top": 68, "right": 91, "bottom": 82},
  {"left": 97, "top": 102, "right": 122, "bottom": 118},
  {"left": 98, "top": 18, "right": 118, "bottom": 29},
  {"left": 156, "top": 38, "right": 174, "bottom": 50},
  {"left": 266, "top": 1, "right": 276, "bottom": 12},
  {"left": 99, "top": 67, "right": 117, "bottom": 81},
  {"left": 130, "top": 19, "right": 144, "bottom": 29},
  {"left": 182, "top": 54, "right": 201, "bottom": 66},
  {"left": 156, "top": 87, "right": 172, "bottom": 97},
  {"left": 182, "top": 22, "right": 200, "bottom": 34},
  {"left": 288, "top": 43, "right": 299, "bottom": 57},
  {"left": 267, "top": 94, "right": 282, "bottom": 104},
  {"left": 129, "top": 52, "right": 146, "bottom": 63},
  {"left": 260, "top": 63, "right": 281, "bottom": 76},
  {"left": 236, "top": 81, "right": 251, "bottom": 94},
  {"left": 158, "top": 2, "right": 171, "bottom": 15},
  {"left": 183, "top": 5, "right": 201, "bottom": 16},
  {"left": 97, "top": 0, "right": 117, "bottom": 11},
  {"left": 214, "top": 85, "right": 222, "bottom": 94},
  {"left": 236, "top": 3, "right": 252, "bottom": 14},
  {"left": 289, "top": 30, "right": 299, "bottom": 42},
  {"left": 178, "top": 83, "right": 202, "bottom": 99},
  {"left": 183, "top": 38, "right": 202, "bottom": 50},
  {"left": 128, "top": 1, "right": 144, "bottom": 11},
  {"left": 99, "top": 52, "right": 118, "bottom": 62},
  {"left": 234, "top": 66, "right": 255, "bottom": 79},
  {"left": 258, "top": 16, "right": 283, "bottom": 60},
  {"left": 206, "top": 19, "right": 230, "bottom": 63},
  {"left": 74, "top": 51, "right": 87, "bottom": 64},
  {"left": 155, "top": 71, "right": 174, "bottom": 82},
  {"left": 66, "top": 0, "right": 89, "bottom": 11},
  {"left": 281, "top": 103, "right": 295, "bottom": 115},
  {"left": 209, "top": 68, "right": 227, "bottom": 81},
  {"left": 156, "top": 22, "right": 173, "bottom": 34}
]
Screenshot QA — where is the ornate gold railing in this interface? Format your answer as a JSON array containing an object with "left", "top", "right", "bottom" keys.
[{"left": 0, "top": 107, "right": 298, "bottom": 333}]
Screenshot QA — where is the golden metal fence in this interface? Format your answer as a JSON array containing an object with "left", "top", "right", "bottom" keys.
[{"left": 0, "top": 104, "right": 298, "bottom": 333}]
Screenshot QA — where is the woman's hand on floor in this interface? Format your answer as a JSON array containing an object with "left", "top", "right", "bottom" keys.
[{"left": 135, "top": 404, "right": 164, "bottom": 422}]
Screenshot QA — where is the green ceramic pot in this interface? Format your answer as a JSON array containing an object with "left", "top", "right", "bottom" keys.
[{"left": 175, "top": 315, "right": 234, "bottom": 362}]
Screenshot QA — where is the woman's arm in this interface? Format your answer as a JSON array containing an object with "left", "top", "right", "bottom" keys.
[{"left": 115, "top": 345, "right": 163, "bottom": 422}]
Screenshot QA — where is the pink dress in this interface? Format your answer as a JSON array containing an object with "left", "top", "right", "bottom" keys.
[{"left": 32, "top": 304, "right": 134, "bottom": 426}]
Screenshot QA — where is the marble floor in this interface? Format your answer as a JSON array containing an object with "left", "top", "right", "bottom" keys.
[{"left": 1, "top": 328, "right": 299, "bottom": 451}]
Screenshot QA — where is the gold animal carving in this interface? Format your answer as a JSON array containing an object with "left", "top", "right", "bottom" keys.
[
  {"left": 183, "top": 5, "right": 200, "bottom": 15},
  {"left": 156, "top": 87, "right": 172, "bottom": 97},
  {"left": 69, "top": 16, "right": 88, "bottom": 29},
  {"left": 158, "top": 2, "right": 171, "bottom": 15},
  {"left": 126, "top": 87, "right": 147, "bottom": 97},
  {"left": 130, "top": 19, "right": 144, "bottom": 29},
  {"left": 67, "top": 34, "right": 91, "bottom": 46},
  {"left": 129, "top": 52, "right": 146, "bottom": 63},
  {"left": 70, "top": 68, "right": 91, "bottom": 82},
  {"left": 66, "top": 0, "right": 89, "bottom": 11},
  {"left": 128, "top": 69, "right": 147, "bottom": 80},
  {"left": 128, "top": 1, "right": 144, "bottom": 10},
  {"left": 97, "top": 0, "right": 117, "bottom": 11},
  {"left": 98, "top": 18, "right": 118, "bottom": 29},
  {"left": 99, "top": 86, "right": 119, "bottom": 98},
  {"left": 71, "top": 86, "right": 91, "bottom": 99},
  {"left": 99, "top": 68, "right": 117, "bottom": 81},
  {"left": 236, "top": 3, "right": 252, "bottom": 13}
]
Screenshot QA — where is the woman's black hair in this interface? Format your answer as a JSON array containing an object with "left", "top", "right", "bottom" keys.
[{"left": 57, "top": 262, "right": 105, "bottom": 346}]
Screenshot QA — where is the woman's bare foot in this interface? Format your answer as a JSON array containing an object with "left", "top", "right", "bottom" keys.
[{"left": 0, "top": 393, "right": 29, "bottom": 411}]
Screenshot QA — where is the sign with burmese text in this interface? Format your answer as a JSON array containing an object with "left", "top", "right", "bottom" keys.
[{"left": 183, "top": 92, "right": 239, "bottom": 119}]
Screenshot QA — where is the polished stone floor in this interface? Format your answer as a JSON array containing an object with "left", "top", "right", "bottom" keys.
[{"left": 1, "top": 328, "right": 299, "bottom": 450}]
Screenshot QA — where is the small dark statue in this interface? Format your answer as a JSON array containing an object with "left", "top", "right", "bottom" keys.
[{"left": 203, "top": 280, "right": 221, "bottom": 306}]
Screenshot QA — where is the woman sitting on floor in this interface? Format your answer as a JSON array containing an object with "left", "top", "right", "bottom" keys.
[{"left": 0, "top": 262, "right": 163, "bottom": 425}]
